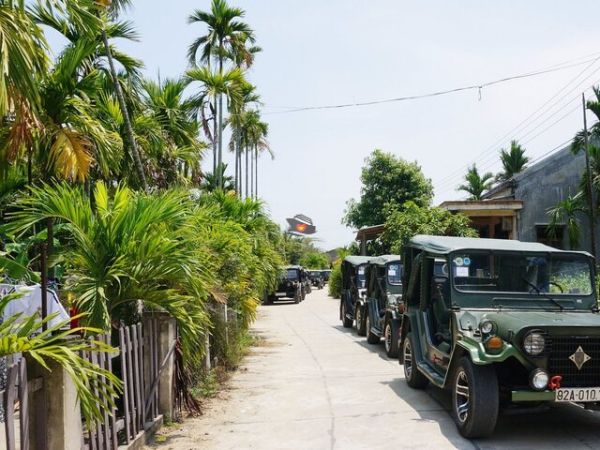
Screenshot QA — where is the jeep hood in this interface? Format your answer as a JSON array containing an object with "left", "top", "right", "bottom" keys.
[{"left": 459, "top": 310, "right": 600, "bottom": 337}]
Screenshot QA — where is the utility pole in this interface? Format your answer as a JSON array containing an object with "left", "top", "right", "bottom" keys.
[{"left": 583, "top": 93, "right": 597, "bottom": 257}]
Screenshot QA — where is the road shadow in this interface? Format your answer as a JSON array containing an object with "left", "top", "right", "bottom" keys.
[
  {"left": 331, "top": 323, "right": 395, "bottom": 363},
  {"left": 382, "top": 374, "right": 600, "bottom": 449}
]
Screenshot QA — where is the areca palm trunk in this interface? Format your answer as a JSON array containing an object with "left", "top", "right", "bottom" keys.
[
  {"left": 254, "top": 145, "right": 258, "bottom": 199},
  {"left": 238, "top": 148, "right": 242, "bottom": 195},
  {"left": 250, "top": 146, "right": 254, "bottom": 199},
  {"left": 217, "top": 48, "right": 224, "bottom": 188},
  {"left": 245, "top": 146, "right": 249, "bottom": 198},
  {"left": 212, "top": 97, "right": 217, "bottom": 175},
  {"left": 233, "top": 135, "right": 239, "bottom": 194},
  {"left": 101, "top": 29, "right": 148, "bottom": 191}
]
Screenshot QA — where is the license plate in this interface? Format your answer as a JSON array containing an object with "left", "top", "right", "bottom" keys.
[{"left": 555, "top": 387, "right": 600, "bottom": 402}]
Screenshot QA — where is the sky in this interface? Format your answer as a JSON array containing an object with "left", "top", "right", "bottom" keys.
[{"left": 47, "top": 1, "right": 600, "bottom": 250}]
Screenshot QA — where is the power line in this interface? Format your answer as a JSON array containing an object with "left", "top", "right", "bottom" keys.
[
  {"left": 434, "top": 80, "right": 600, "bottom": 194},
  {"left": 434, "top": 58, "right": 600, "bottom": 187},
  {"left": 264, "top": 54, "right": 600, "bottom": 115}
]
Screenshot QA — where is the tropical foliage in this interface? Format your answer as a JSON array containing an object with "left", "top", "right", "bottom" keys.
[
  {"left": 381, "top": 201, "right": 477, "bottom": 254},
  {"left": 457, "top": 164, "right": 494, "bottom": 200},
  {"left": 0, "top": 0, "right": 280, "bottom": 419},
  {"left": 344, "top": 149, "right": 433, "bottom": 229},
  {"left": 547, "top": 87, "right": 600, "bottom": 250},
  {"left": 497, "top": 140, "right": 529, "bottom": 182},
  {"left": 0, "top": 292, "right": 122, "bottom": 424}
]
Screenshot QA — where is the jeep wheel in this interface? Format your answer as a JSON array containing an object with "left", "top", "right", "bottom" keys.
[
  {"left": 366, "top": 314, "right": 379, "bottom": 344},
  {"left": 355, "top": 306, "right": 366, "bottom": 336},
  {"left": 384, "top": 320, "right": 400, "bottom": 358},
  {"left": 403, "top": 333, "right": 428, "bottom": 389},
  {"left": 341, "top": 302, "right": 353, "bottom": 328},
  {"left": 451, "top": 356, "right": 499, "bottom": 438}
]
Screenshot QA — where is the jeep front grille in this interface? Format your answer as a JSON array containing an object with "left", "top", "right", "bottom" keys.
[{"left": 548, "top": 336, "right": 600, "bottom": 388}]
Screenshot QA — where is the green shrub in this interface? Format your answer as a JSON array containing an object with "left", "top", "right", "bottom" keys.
[{"left": 328, "top": 263, "right": 342, "bottom": 298}]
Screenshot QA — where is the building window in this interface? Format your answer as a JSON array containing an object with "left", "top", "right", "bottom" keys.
[{"left": 536, "top": 225, "right": 564, "bottom": 249}]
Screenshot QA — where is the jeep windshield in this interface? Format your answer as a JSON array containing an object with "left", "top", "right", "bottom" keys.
[
  {"left": 451, "top": 252, "right": 594, "bottom": 299},
  {"left": 286, "top": 269, "right": 300, "bottom": 281},
  {"left": 387, "top": 263, "right": 402, "bottom": 285}
]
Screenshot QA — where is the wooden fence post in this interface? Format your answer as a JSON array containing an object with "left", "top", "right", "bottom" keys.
[
  {"left": 26, "top": 356, "right": 82, "bottom": 450},
  {"left": 156, "top": 313, "right": 176, "bottom": 420}
]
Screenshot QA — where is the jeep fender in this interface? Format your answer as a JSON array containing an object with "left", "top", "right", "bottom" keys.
[{"left": 445, "top": 337, "right": 534, "bottom": 387}]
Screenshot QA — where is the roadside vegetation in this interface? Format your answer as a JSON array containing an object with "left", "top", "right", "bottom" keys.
[
  {"left": 343, "top": 149, "right": 475, "bottom": 256},
  {"left": 547, "top": 88, "right": 600, "bottom": 249},
  {"left": 0, "top": 0, "right": 282, "bottom": 417}
]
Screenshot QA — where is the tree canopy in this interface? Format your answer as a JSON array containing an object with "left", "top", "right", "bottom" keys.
[
  {"left": 343, "top": 150, "right": 433, "bottom": 229},
  {"left": 381, "top": 201, "right": 477, "bottom": 254},
  {"left": 497, "top": 140, "right": 529, "bottom": 182},
  {"left": 457, "top": 164, "right": 494, "bottom": 200}
]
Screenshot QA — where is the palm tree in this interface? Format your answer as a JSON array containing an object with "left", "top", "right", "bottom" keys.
[
  {"left": 202, "top": 162, "right": 235, "bottom": 192},
  {"left": 228, "top": 81, "right": 261, "bottom": 195},
  {"left": 547, "top": 192, "right": 585, "bottom": 249},
  {"left": 188, "top": 0, "right": 256, "bottom": 187},
  {"left": 497, "top": 140, "right": 529, "bottom": 182},
  {"left": 186, "top": 66, "right": 244, "bottom": 184},
  {"left": 8, "top": 181, "right": 211, "bottom": 342},
  {"left": 0, "top": 1, "right": 48, "bottom": 116},
  {"left": 457, "top": 164, "right": 494, "bottom": 200},
  {"left": 0, "top": 291, "right": 122, "bottom": 424},
  {"left": 93, "top": 0, "right": 148, "bottom": 190},
  {"left": 0, "top": 1, "right": 46, "bottom": 98},
  {"left": 141, "top": 77, "right": 206, "bottom": 185},
  {"left": 253, "top": 118, "right": 271, "bottom": 199},
  {"left": 0, "top": 1, "right": 48, "bottom": 185}
]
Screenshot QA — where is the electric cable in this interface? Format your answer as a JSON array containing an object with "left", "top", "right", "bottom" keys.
[{"left": 264, "top": 54, "right": 600, "bottom": 115}]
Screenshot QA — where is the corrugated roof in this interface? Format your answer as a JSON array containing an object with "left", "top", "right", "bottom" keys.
[{"left": 408, "top": 235, "right": 592, "bottom": 256}]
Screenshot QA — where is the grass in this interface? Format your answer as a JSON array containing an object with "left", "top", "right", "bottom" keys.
[{"left": 191, "top": 329, "right": 263, "bottom": 400}]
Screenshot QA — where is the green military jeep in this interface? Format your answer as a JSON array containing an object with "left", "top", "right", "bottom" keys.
[
  {"left": 362, "top": 255, "right": 404, "bottom": 358},
  {"left": 400, "top": 235, "right": 599, "bottom": 438}
]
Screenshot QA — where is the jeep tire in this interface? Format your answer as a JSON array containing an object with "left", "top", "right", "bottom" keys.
[
  {"left": 384, "top": 319, "right": 400, "bottom": 358},
  {"left": 366, "top": 313, "right": 379, "bottom": 344},
  {"left": 451, "top": 356, "right": 499, "bottom": 438},
  {"left": 355, "top": 305, "right": 366, "bottom": 336},
  {"left": 403, "top": 333, "right": 428, "bottom": 389},
  {"left": 341, "top": 302, "right": 353, "bottom": 328}
]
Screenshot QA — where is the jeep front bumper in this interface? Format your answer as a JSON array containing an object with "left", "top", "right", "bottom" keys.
[{"left": 511, "top": 390, "right": 555, "bottom": 402}]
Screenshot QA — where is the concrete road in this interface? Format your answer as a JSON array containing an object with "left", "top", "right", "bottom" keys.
[{"left": 154, "top": 288, "right": 600, "bottom": 450}]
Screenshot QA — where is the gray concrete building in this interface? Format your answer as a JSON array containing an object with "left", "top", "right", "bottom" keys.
[{"left": 441, "top": 145, "right": 597, "bottom": 254}]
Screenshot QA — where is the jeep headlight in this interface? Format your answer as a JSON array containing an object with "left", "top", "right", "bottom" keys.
[
  {"left": 523, "top": 331, "right": 545, "bottom": 356},
  {"left": 479, "top": 319, "right": 495, "bottom": 335}
]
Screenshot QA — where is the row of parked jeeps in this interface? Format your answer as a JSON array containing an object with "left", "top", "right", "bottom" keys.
[
  {"left": 340, "top": 234, "right": 600, "bottom": 438},
  {"left": 265, "top": 266, "right": 330, "bottom": 304}
]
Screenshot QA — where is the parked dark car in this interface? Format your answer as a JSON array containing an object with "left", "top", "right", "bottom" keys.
[
  {"left": 320, "top": 270, "right": 332, "bottom": 282},
  {"left": 267, "top": 266, "right": 304, "bottom": 304},
  {"left": 309, "top": 270, "right": 325, "bottom": 289},
  {"left": 361, "top": 255, "right": 404, "bottom": 357},
  {"left": 400, "top": 235, "right": 600, "bottom": 438},
  {"left": 339, "top": 256, "right": 371, "bottom": 328},
  {"left": 301, "top": 268, "right": 311, "bottom": 296}
]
